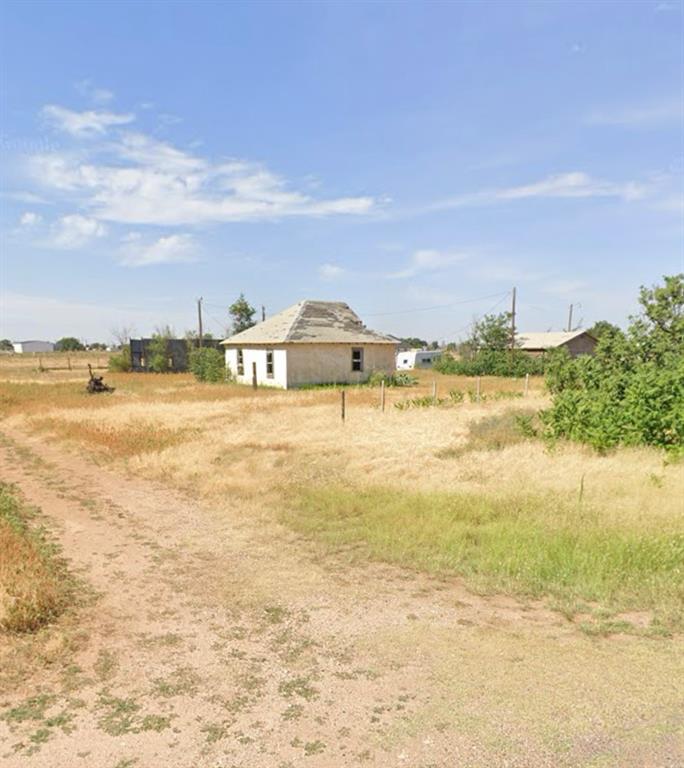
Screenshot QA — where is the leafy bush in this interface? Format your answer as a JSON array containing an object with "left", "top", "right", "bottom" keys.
[
  {"left": 148, "top": 333, "right": 171, "bottom": 373},
  {"left": 542, "top": 275, "right": 684, "bottom": 453},
  {"left": 367, "top": 371, "right": 418, "bottom": 387},
  {"left": 434, "top": 349, "right": 545, "bottom": 377},
  {"left": 189, "top": 347, "right": 227, "bottom": 382},
  {"left": 395, "top": 395, "right": 445, "bottom": 410},
  {"left": 109, "top": 346, "right": 132, "bottom": 372}
]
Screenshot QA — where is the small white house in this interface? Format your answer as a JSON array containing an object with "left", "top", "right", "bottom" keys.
[
  {"left": 12, "top": 340, "right": 54, "bottom": 354},
  {"left": 222, "top": 300, "right": 397, "bottom": 389},
  {"left": 396, "top": 349, "right": 441, "bottom": 370}
]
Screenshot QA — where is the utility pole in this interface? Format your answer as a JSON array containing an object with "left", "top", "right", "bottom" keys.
[
  {"left": 261, "top": 305, "right": 266, "bottom": 322},
  {"left": 567, "top": 304, "right": 573, "bottom": 332},
  {"left": 510, "top": 287, "right": 517, "bottom": 353},
  {"left": 197, "top": 297, "right": 203, "bottom": 348}
]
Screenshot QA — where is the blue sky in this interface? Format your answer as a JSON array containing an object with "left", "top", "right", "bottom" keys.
[{"left": 1, "top": 0, "right": 682, "bottom": 343}]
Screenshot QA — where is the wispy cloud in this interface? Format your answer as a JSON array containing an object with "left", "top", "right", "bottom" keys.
[
  {"left": 119, "top": 233, "right": 198, "bottom": 267},
  {"left": 0, "top": 291, "right": 188, "bottom": 341},
  {"left": 42, "top": 105, "right": 135, "bottom": 137},
  {"left": 19, "top": 211, "right": 42, "bottom": 227},
  {"left": 30, "top": 105, "right": 376, "bottom": 226},
  {"left": 388, "top": 249, "right": 469, "bottom": 279},
  {"left": 431, "top": 171, "right": 647, "bottom": 211},
  {"left": 74, "top": 79, "right": 115, "bottom": 105},
  {"left": 585, "top": 99, "right": 683, "bottom": 127},
  {"left": 51, "top": 214, "right": 106, "bottom": 249},
  {"left": 318, "top": 263, "right": 347, "bottom": 281}
]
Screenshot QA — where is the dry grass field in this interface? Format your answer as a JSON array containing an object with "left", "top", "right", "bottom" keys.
[{"left": 0, "top": 358, "right": 682, "bottom": 766}]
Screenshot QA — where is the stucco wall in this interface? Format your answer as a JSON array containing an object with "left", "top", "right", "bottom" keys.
[
  {"left": 225, "top": 343, "right": 396, "bottom": 389},
  {"left": 285, "top": 343, "right": 396, "bottom": 387},
  {"left": 225, "top": 347, "right": 288, "bottom": 388}
]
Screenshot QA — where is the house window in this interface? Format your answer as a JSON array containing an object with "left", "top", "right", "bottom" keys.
[
  {"left": 266, "top": 350, "right": 274, "bottom": 378},
  {"left": 237, "top": 349, "right": 244, "bottom": 376},
  {"left": 351, "top": 347, "right": 364, "bottom": 372}
]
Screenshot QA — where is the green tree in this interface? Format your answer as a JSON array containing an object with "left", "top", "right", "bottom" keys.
[
  {"left": 588, "top": 320, "right": 620, "bottom": 340},
  {"left": 398, "top": 337, "right": 428, "bottom": 350},
  {"left": 0, "top": 339, "right": 13, "bottom": 352},
  {"left": 470, "top": 312, "right": 513, "bottom": 351},
  {"left": 228, "top": 293, "right": 256, "bottom": 334},
  {"left": 55, "top": 336, "right": 85, "bottom": 352},
  {"left": 542, "top": 275, "right": 684, "bottom": 453}
]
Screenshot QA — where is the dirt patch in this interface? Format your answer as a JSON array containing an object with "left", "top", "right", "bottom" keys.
[{"left": 0, "top": 426, "right": 682, "bottom": 767}]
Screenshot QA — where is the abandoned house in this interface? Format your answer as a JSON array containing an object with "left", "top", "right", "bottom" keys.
[
  {"left": 221, "top": 300, "right": 397, "bottom": 388},
  {"left": 516, "top": 330, "right": 598, "bottom": 357}
]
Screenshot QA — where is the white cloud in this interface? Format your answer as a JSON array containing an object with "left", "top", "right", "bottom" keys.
[
  {"left": 388, "top": 249, "right": 469, "bottom": 279},
  {"left": 52, "top": 214, "right": 106, "bottom": 249},
  {"left": 497, "top": 172, "right": 646, "bottom": 201},
  {"left": 75, "top": 79, "right": 115, "bottom": 105},
  {"left": 28, "top": 116, "right": 376, "bottom": 225},
  {"left": 119, "top": 233, "right": 197, "bottom": 267},
  {"left": 652, "top": 195, "right": 684, "bottom": 214},
  {"left": 585, "top": 100, "right": 683, "bottom": 127},
  {"left": 42, "top": 105, "right": 135, "bottom": 137},
  {"left": 318, "top": 263, "right": 346, "bottom": 281},
  {"left": 19, "top": 211, "right": 42, "bottom": 227},
  {"left": 432, "top": 172, "right": 647, "bottom": 211}
]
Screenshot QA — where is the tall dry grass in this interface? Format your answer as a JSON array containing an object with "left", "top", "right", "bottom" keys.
[
  {"left": 2, "top": 369, "right": 682, "bottom": 628},
  {"left": 0, "top": 484, "right": 73, "bottom": 633}
]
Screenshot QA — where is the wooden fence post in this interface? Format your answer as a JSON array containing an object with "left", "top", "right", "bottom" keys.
[
  {"left": 476, "top": 376, "right": 481, "bottom": 403},
  {"left": 252, "top": 361, "right": 257, "bottom": 390},
  {"left": 380, "top": 379, "right": 386, "bottom": 412},
  {"left": 432, "top": 379, "right": 437, "bottom": 399},
  {"left": 524, "top": 373, "right": 529, "bottom": 397},
  {"left": 341, "top": 389, "right": 346, "bottom": 422},
  {"left": 67, "top": 356, "right": 71, "bottom": 370}
]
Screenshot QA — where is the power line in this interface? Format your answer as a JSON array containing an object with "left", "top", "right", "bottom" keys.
[
  {"left": 443, "top": 290, "right": 512, "bottom": 339},
  {"left": 361, "top": 290, "right": 510, "bottom": 318}
]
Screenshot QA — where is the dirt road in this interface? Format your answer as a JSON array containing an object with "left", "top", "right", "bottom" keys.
[{"left": 1, "top": 427, "right": 682, "bottom": 767}]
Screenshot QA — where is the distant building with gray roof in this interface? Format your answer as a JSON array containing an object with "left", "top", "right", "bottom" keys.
[{"left": 516, "top": 329, "right": 598, "bottom": 357}]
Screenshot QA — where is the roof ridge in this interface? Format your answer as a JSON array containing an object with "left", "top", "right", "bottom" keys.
[{"left": 283, "top": 300, "right": 307, "bottom": 343}]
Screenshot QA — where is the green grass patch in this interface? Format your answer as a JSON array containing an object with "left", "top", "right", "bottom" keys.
[{"left": 284, "top": 485, "right": 684, "bottom": 630}]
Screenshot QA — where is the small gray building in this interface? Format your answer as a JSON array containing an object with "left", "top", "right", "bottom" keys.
[
  {"left": 517, "top": 330, "right": 598, "bottom": 358},
  {"left": 12, "top": 340, "right": 54, "bottom": 354},
  {"left": 222, "top": 300, "right": 397, "bottom": 388}
]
